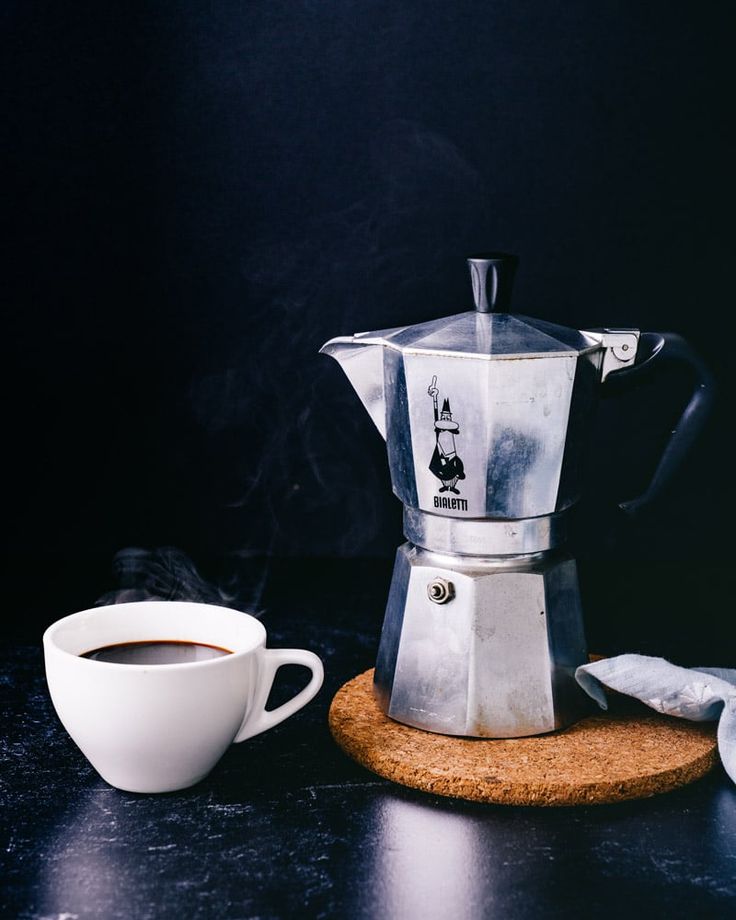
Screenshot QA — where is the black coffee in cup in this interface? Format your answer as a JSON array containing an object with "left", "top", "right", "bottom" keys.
[{"left": 81, "top": 640, "right": 232, "bottom": 665}]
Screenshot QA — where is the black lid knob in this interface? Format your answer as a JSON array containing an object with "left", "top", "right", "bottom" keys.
[{"left": 467, "top": 253, "right": 518, "bottom": 313}]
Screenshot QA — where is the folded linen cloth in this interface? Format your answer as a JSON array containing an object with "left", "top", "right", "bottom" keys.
[{"left": 575, "top": 654, "right": 736, "bottom": 784}]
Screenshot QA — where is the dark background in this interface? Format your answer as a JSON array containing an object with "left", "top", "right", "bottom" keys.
[{"left": 4, "top": 1, "right": 734, "bottom": 653}]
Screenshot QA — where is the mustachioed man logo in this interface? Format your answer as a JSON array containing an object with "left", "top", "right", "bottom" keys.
[{"left": 428, "top": 376, "right": 466, "bottom": 494}]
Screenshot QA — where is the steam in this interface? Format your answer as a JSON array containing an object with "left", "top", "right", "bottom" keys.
[
  {"left": 96, "top": 546, "right": 245, "bottom": 610},
  {"left": 189, "top": 119, "right": 485, "bottom": 556}
]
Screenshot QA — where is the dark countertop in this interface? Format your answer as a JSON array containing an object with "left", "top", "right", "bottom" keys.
[{"left": 2, "top": 560, "right": 736, "bottom": 919}]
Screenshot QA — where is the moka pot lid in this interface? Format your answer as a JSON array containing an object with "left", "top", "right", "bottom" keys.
[{"left": 352, "top": 254, "right": 599, "bottom": 360}]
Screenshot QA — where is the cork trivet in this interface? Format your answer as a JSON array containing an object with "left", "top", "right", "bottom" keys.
[{"left": 329, "top": 669, "right": 718, "bottom": 806}]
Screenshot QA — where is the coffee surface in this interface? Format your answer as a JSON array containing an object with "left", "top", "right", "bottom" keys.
[{"left": 81, "top": 640, "right": 232, "bottom": 665}]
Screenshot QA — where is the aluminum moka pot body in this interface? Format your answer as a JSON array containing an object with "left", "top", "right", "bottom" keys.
[
  {"left": 320, "top": 254, "right": 714, "bottom": 738},
  {"left": 321, "top": 312, "right": 628, "bottom": 523}
]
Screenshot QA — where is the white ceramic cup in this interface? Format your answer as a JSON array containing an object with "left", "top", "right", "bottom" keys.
[{"left": 43, "top": 600, "right": 324, "bottom": 793}]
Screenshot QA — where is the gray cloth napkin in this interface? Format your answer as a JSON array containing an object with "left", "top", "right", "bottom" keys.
[{"left": 575, "top": 654, "right": 736, "bottom": 784}]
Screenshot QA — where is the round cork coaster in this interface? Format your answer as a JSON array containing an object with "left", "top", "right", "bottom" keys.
[{"left": 329, "top": 669, "right": 718, "bottom": 806}]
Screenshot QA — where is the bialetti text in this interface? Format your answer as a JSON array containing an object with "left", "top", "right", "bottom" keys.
[{"left": 433, "top": 495, "right": 468, "bottom": 511}]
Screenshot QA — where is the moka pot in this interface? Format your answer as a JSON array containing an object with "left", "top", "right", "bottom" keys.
[{"left": 320, "top": 254, "right": 714, "bottom": 738}]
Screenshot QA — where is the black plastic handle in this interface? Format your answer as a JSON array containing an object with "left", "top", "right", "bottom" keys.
[{"left": 604, "top": 332, "right": 717, "bottom": 515}]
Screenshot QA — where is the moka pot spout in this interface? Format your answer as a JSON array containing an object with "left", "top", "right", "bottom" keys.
[{"left": 319, "top": 334, "right": 388, "bottom": 440}]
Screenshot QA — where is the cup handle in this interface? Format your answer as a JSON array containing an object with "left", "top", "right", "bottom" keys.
[{"left": 234, "top": 648, "right": 324, "bottom": 743}]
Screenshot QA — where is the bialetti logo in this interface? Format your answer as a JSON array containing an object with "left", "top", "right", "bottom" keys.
[
  {"left": 427, "top": 375, "right": 467, "bottom": 509},
  {"left": 434, "top": 495, "right": 469, "bottom": 511}
]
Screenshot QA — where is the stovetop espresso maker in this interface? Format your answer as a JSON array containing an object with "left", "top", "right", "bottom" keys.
[{"left": 321, "top": 254, "right": 713, "bottom": 738}]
